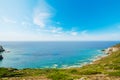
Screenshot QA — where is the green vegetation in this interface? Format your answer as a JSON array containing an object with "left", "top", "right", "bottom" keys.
[
  {"left": 0, "top": 68, "right": 22, "bottom": 78},
  {"left": 0, "top": 44, "right": 120, "bottom": 80}
]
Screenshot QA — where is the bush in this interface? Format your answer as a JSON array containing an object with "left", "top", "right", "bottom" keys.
[{"left": 0, "top": 68, "right": 23, "bottom": 78}]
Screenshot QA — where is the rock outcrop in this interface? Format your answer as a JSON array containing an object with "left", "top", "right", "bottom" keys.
[
  {"left": 0, "top": 45, "right": 5, "bottom": 52},
  {"left": 0, "top": 55, "right": 3, "bottom": 60},
  {"left": 103, "top": 44, "right": 120, "bottom": 54}
]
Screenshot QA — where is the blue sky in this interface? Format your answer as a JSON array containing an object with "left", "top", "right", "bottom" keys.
[{"left": 0, "top": 0, "right": 120, "bottom": 41}]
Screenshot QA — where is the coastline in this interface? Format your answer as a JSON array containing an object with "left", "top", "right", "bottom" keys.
[
  {"left": 0, "top": 44, "right": 116, "bottom": 69},
  {"left": 68, "top": 44, "right": 120, "bottom": 69},
  {"left": 65, "top": 53, "right": 107, "bottom": 69},
  {"left": 91, "top": 54, "right": 108, "bottom": 64},
  {"left": 0, "top": 44, "right": 120, "bottom": 80},
  {"left": 1, "top": 41, "right": 116, "bottom": 69},
  {"left": 0, "top": 43, "right": 119, "bottom": 68},
  {"left": 90, "top": 44, "right": 120, "bottom": 64}
]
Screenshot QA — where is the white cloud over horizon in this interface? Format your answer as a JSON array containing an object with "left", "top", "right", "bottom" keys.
[
  {"left": 1, "top": 17, "right": 16, "bottom": 24},
  {"left": 0, "top": 29, "right": 120, "bottom": 41}
]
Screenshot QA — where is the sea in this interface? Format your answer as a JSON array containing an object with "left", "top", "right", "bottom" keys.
[{"left": 0, "top": 41, "right": 119, "bottom": 69}]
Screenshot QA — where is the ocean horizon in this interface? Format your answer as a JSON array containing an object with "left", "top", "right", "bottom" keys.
[{"left": 0, "top": 41, "right": 119, "bottom": 69}]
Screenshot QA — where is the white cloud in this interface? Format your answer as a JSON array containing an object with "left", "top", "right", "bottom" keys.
[
  {"left": 50, "top": 27, "right": 63, "bottom": 33},
  {"left": 0, "top": 30, "right": 120, "bottom": 41},
  {"left": 81, "top": 30, "right": 87, "bottom": 35},
  {"left": 34, "top": 13, "right": 51, "bottom": 28},
  {"left": 79, "top": 30, "right": 89, "bottom": 38},
  {"left": 33, "top": 0, "right": 53, "bottom": 28},
  {"left": 0, "top": 19, "right": 2, "bottom": 23},
  {"left": 21, "top": 21, "right": 31, "bottom": 27},
  {"left": 71, "top": 32, "right": 78, "bottom": 36},
  {"left": 2, "top": 17, "right": 16, "bottom": 24},
  {"left": 21, "top": 22, "right": 27, "bottom": 25}
]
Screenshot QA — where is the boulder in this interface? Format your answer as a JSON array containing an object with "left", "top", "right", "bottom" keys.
[
  {"left": 0, "top": 55, "right": 3, "bottom": 60},
  {"left": 101, "top": 49, "right": 105, "bottom": 51},
  {"left": 0, "top": 45, "right": 5, "bottom": 52}
]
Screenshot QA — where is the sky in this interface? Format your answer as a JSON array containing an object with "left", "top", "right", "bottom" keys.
[{"left": 0, "top": 0, "right": 120, "bottom": 41}]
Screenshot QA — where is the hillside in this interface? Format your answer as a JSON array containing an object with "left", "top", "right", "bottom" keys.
[{"left": 0, "top": 44, "right": 120, "bottom": 80}]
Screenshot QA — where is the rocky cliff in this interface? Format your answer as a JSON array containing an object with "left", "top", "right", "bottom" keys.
[{"left": 103, "top": 44, "right": 120, "bottom": 54}]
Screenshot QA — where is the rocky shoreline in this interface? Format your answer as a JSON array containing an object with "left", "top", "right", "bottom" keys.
[
  {"left": 0, "top": 45, "right": 5, "bottom": 52},
  {"left": 0, "top": 44, "right": 120, "bottom": 80},
  {"left": 102, "top": 44, "right": 120, "bottom": 54},
  {"left": 90, "top": 44, "right": 120, "bottom": 64},
  {"left": 0, "top": 45, "right": 5, "bottom": 60}
]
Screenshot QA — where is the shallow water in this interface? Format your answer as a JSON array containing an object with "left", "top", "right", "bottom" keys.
[{"left": 0, "top": 41, "right": 119, "bottom": 69}]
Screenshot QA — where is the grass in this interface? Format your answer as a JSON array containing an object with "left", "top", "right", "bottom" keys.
[
  {"left": 0, "top": 68, "right": 23, "bottom": 78},
  {"left": 0, "top": 44, "right": 120, "bottom": 80}
]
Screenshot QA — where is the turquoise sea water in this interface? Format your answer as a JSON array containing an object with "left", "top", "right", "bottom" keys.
[{"left": 0, "top": 41, "right": 119, "bottom": 69}]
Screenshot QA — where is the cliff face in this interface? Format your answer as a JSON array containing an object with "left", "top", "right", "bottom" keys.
[{"left": 0, "top": 45, "right": 5, "bottom": 52}]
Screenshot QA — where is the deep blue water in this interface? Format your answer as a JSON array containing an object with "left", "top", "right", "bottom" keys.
[{"left": 0, "top": 41, "right": 119, "bottom": 69}]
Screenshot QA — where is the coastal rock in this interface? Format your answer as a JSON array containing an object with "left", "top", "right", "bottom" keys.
[
  {"left": 0, "top": 45, "right": 5, "bottom": 52},
  {"left": 103, "top": 46, "right": 120, "bottom": 54},
  {"left": 101, "top": 49, "right": 105, "bottom": 51},
  {"left": 0, "top": 55, "right": 3, "bottom": 60},
  {"left": 105, "top": 48, "right": 113, "bottom": 54}
]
